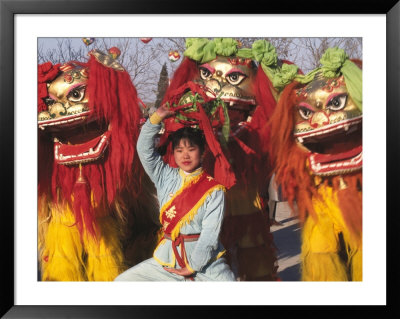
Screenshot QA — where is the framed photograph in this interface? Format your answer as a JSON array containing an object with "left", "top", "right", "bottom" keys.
[{"left": 1, "top": 0, "right": 398, "bottom": 317}]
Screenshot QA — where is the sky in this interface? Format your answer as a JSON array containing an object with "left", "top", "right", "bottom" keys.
[
  {"left": 38, "top": 37, "right": 183, "bottom": 104},
  {"left": 38, "top": 37, "right": 362, "bottom": 104}
]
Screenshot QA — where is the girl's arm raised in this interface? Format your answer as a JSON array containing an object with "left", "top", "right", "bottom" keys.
[{"left": 136, "top": 105, "right": 175, "bottom": 189}]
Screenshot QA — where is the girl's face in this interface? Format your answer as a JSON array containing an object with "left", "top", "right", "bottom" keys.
[{"left": 173, "top": 138, "right": 202, "bottom": 173}]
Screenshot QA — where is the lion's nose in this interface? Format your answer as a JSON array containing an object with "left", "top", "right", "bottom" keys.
[
  {"left": 207, "top": 79, "right": 222, "bottom": 94},
  {"left": 310, "top": 111, "right": 329, "bottom": 128},
  {"left": 49, "top": 102, "right": 67, "bottom": 119}
]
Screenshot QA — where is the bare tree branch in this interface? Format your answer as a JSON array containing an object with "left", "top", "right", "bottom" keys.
[{"left": 38, "top": 37, "right": 362, "bottom": 105}]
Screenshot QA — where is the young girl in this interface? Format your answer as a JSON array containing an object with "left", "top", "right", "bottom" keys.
[{"left": 114, "top": 105, "right": 235, "bottom": 281}]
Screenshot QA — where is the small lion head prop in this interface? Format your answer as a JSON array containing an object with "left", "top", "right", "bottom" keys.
[
  {"left": 38, "top": 48, "right": 142, "bottom": 236},
  {"left": 163, "top": 38, "right": 292, "bottom": 125},
  {"left": 159, "top": 38, "right": 297, "bottom": 188}
]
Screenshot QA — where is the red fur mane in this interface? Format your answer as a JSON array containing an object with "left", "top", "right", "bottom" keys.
[
  {"left": 269, "top": 81, "right": 362, "bottom": 241},
  {"left": 38, "top": 55, "right": 143, "bottom": 236}
]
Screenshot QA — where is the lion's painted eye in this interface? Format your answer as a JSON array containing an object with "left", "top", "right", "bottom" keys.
[
  {"left": 326, "top": 93, "right": 347, "bottom": 111},
  {"left": 67, "top": 85, "right": 86, "bottom": 103},
  {"left": 298, "top": 106, "right": 314, "bottom": 120},
  {"left": 226, "top": 71, "right": 247, "bottom": 86},
  {"left": 199, "top": 67, "right": 213, "bottom": 80}
]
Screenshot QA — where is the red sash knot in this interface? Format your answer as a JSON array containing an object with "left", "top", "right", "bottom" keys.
[{"left": 164, "top": 233, "right": 200, "bottom": 281}]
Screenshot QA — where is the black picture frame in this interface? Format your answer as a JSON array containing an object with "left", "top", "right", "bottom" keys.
[{"left": 1, "top": 0, "right": 399, "bottom": 317}]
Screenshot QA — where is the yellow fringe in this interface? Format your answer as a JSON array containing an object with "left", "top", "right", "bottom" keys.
[
  {"left": 40, "top": 203, "right": 86, "bottom": 281},
  {"left": 38, "top": 193, "right": 51, "bottom": 260},
  {"left": 170, "top": 185, "right": 226, "bottom": 240},
  {"left": 159, "top": 172, "right": 225, "bottom": 240},
  {"left": 350, "top": 249, "right": 362, "bottom": 281},
  {"left": 83, "top": 215, "right": 125, "bottom": 281},
  {"left": 153, "top": 239, "right": 176, "bottom": 268},
  {"left": 300, "top": 185, "right": 362, "bottom": 281},
  {"left": 40, "top": 198, "right": 126, "bottom": 281},
  {"left": 159, "top": 173, "right": 204, "bottom": 223},
  {"left": 301, "top": 251, "right": 349, "bottom": 281}
]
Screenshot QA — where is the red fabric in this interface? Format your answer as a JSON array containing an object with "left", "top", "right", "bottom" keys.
[
  {"left": 311, "top": 145, "right": 362, "bottom": 164},
  {"left": 161, "top": 58, "right": 199, "bottom": 105},
  {"left": 167, "top": 234, "right": 200, "bottom": 281},
  {"left": 38, "top": 62, "right": 61, "bottom": 112},
  {"left": 197, "top": 104, "right": 236, "bottom": 188},
  {"left": 72, "top": 176, "right": 97, "bottom": 237},
  {"left": 161, "top": 172, "right": 220, "bottom": 235},
  {"left": 56, "top": 133, "right": 105, "bottom": 155},
  {"left": 171, "top": 235, "right": 198, "bottom": 269},
  {"left": 54, "top": 132, "right": 111, "bottom": 165},
  {"left": 161, "top": 81, "right": 236, "bottom": 188},
  {"left": 253, "top": 67, "right": 277, "bottom": 121}
]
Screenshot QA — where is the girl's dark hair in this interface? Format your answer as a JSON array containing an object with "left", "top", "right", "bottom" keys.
[{"left": 171, "top": 126, "right": 206, "bottom": 154}]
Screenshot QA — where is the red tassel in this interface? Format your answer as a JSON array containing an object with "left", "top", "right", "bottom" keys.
[{"left": 72, "top": 165, "right": 97, "bottom": 238}]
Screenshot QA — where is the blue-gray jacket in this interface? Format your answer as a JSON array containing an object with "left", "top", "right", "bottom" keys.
[{"left": 137, "top": 119, "right": 227, "bottom": 272}]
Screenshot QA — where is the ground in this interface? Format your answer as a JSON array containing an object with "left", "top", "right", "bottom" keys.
[{"left": 270, "top": 202, "right": 301, "bottom": 281}]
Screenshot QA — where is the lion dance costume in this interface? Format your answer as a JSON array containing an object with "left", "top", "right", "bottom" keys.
[
  {"left": 38, "top": 48, "right": 160, "bottom": 281},
  {"left": 270, "top": 47, "right": 362, "bottom": 281},
  {"left": 157, "top": 38, "right": 297, "bottom": 280}
]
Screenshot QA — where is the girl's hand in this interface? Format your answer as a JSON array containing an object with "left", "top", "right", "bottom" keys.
[
  {"left": 163, "top": 266, "right": 194, "bottom": 277},
  {"left": 155, "top": 104, "right": 175, "bottom": 120}
]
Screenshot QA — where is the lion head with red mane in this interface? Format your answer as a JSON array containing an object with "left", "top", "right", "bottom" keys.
[{"left": 38, "top": 48, "right": 159, "bottom": 281}]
